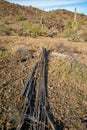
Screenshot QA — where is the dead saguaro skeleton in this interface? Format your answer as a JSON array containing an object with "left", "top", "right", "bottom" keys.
[{"left": 17, "top": 48, "right": 56, "bottom": 130}]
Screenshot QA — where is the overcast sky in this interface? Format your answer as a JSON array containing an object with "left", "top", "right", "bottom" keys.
[{"left": 6, "top": 0, "right": 87, "bottom": 14}]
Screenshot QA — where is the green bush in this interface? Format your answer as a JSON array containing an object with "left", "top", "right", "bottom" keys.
[
  {"left": 50, "top": 12, "right": 56, "bottom": 19},
  {"left": 22, "top": 21, "right": 31, "bottom": 31},
  {"left": 62, "top": 20, "right": 74, "bottom": 37},
  {"left": 31, "top": 24, "right": 42, "bottom": 36},
  {"left": 62, "top": 19, "right": 83, "bottom": 37},
  {"left": 16, "top": 14, "right": 26, "bottom": 21},
  {"left": 21, "top": 21, "right": 42, "bottom": 36},
  {"left": 80, "top": 13, "right": 85, "bottom": 16},
  {"left": 21, "top": 21, "right": 32, "bottom": 35}
]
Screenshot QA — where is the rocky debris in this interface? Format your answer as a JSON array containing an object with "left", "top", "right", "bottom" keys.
[
  {"left": 50, "top": 52, "right": 78, "bottom": 63},
  {"left": 14, "top": 45, "right": 35, "bottom": 62}
]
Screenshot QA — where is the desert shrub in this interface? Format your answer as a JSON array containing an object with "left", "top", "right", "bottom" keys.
[
  {"left": 62, "top": 19, "right": 83, "bottom": 38},
  {"left": 0, "top": 24, "right": 11, "bottom": 35},
  {"left": 72, "top": 19, "right": 83, "bottom": 30},
  {"left": 50, "top": 12, "right": 56, "bottom": 19},
  {"left": 80, "top": 13, "right": 85, "bottom": 16},
  {"left": 31, "top": 24, "right": 42, "bottom": 36},
  {"left": 61, "top": 20, "right": 74, "bottom": 37},
  {"left": 21, "top": 21, "right": 31, "bottom": 35},
  {"left": 16, "top": 14, "right": 26, "bottom": 21},
  {"left": 21, "top": 21, "right": 42, "bottom": 36},
  {"left": 22, "top": 21, "right": 31, "bottom": 30}
]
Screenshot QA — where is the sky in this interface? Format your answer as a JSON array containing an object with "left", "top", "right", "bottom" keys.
[{"left": 6, "top": 0, "right": 87, "bottom": 15}]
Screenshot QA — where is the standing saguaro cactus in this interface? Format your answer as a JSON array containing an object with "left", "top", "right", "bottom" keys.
[
  {"left": 40, "top": 16, "right": 44, "bottom": 32},
  {"left": 74, "top": 8, "right": 77, "bottom": 23},
  {"left": 73, "top": 7, "right": 77, "bottom": 32}
]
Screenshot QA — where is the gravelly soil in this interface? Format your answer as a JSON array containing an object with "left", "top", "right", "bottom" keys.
[
  {"left": 0, "top": 36, "right": 87, "bottom": 130},
  {"left": 48, "top": 57, "right": 87, "bottom": 130}
]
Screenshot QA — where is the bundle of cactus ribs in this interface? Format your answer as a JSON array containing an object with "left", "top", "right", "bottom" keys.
[{"left": 17, "top": 48, "right": 58, "bottom": 130}]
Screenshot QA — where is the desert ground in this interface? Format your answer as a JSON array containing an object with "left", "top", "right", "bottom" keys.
[{"left": 0, "top": 36, "right": 87, "bottom": 130}]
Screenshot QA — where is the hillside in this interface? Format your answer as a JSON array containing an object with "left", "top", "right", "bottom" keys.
[
  {"left": 0, "top": 0, "right": 44, "bottom": 22},
  {"left": 0, "top": 0, "right": 87, "bottom": 40}
]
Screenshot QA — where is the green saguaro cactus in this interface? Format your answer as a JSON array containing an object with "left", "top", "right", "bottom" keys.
[
  {"left": 74, "top": 8, "right": 77, "bottom": 23},
  {"left": 40, "top": 16, "right": 44, "bottom": 32},
  {"left": 73, "top": 8, "right": 77, "bottom": 32}
]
